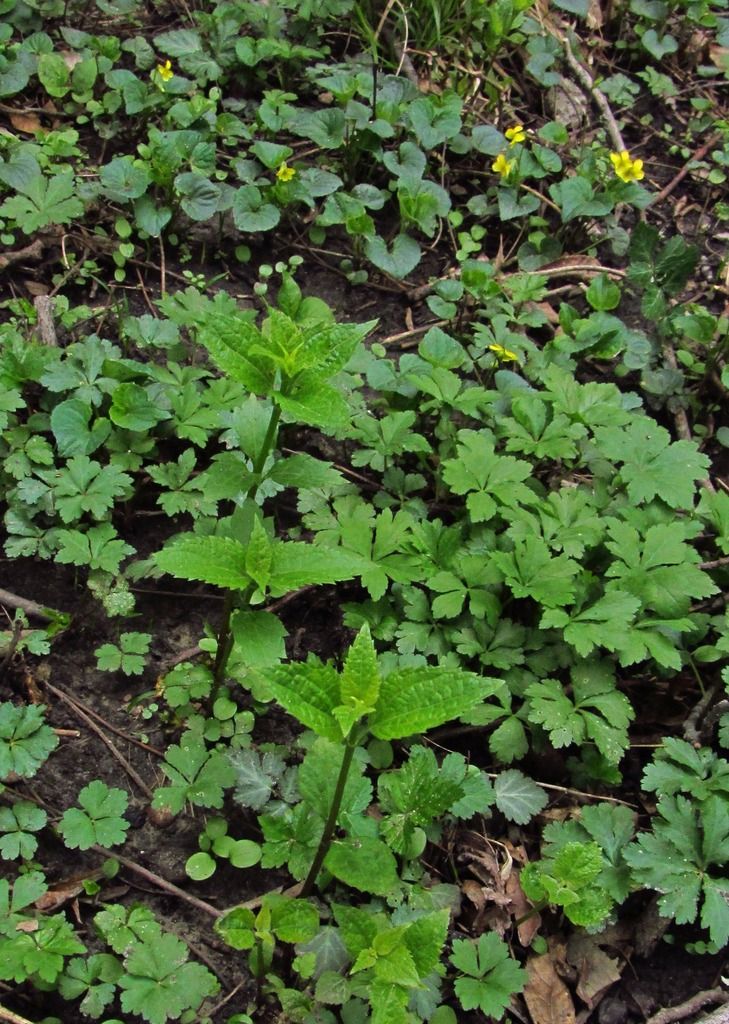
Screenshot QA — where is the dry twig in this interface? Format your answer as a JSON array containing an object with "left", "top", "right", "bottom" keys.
[
  {"left": 43, "top": 680, "right": 155, "bottom": 799},
  {"left": 646, "top": 988, "right": 729, "bottom": 1024}
]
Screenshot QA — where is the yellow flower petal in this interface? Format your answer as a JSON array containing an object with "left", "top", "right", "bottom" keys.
[
  {"left": 505, "top": 125, "right": 526, "bottom": 146},
  {"left": 488, "top": 343, "right": 520, "bottom": 363},
  {"left": 156, "top": 59, "right": 173, "bottom": 82},
  {"left": 491, "top": 153, "right": 514, "bottom": 178},
  {"left": 276, "top": 162, "right": 296, "bottom": 182}
]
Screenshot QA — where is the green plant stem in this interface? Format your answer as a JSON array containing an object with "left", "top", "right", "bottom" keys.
[
  {"left": 213, "top": 590, "right": 236, "bottom": 685},
  {"left": 251, "top": 403, "right": 282, "bottom": 484},
  {"left": 213, "top": 401, "right": 282, "bottom": 684},
  {"left": 300, "top": 739, "right": 357, "bottom": 898}
]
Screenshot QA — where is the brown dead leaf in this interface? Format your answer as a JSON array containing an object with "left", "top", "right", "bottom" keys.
[
  {"left": 709, "top": 44, "right": 729, "bottom": 72},
  {"left": 462, "top": 879, "right": 487, "bottom": 915},
  {"left": 9, "top": 111, "right": 42, "bottom": 134},
  {"left": 586, "top": 0, "right": 604, "bottom": 29},
  {"left": 506, "top": 871, "right": 541, "bottom": 947},
  {"left": 524, "top": 954, "right": 576, "bottom": 1024},
  {"left": 61, "top": 50, "right": 82, "bottom": 70},
  {"left": 35, "top": 871, "right": 103, "bottom": 912},
  {"left": 15, "top": 919, "right": 39, "bottom": 933},
  {"left": 571, "top": 938, "right": 622, "bottom": 1008}
]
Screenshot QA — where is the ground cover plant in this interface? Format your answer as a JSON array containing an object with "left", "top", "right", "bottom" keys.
[{"left": 0, "top": 0, "right": 728, "bottom": 1021}]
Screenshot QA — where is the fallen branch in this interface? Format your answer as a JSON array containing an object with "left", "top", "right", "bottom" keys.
[
  {"left": 0, "top": 1004, "right": 36, "bottom": 1024},
  {"left": 647, "top": 131, "right": 723, "bottom": 208},
  {"left": 559, "top": 36, "right": 624, "bottom": 153},
  {"left": 0, "top": 588, "right": 62, "bottom": 623},
  {"left": 92, "top": 846, "right": 223, "bottom": 919},
  {"left": 646, "top": 987, "right": 729, "bottom": 1024},
  {"left": 33, "top": 295, "right": 57, "bottom": 347},
  {"left": 43, "top": 680, "right": 154, "bottom": 799},
  {"left": 0, "top": 238, "right": 44, "bottom": 272}
]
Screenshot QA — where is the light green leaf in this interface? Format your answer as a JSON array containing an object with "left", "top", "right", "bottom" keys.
[
  {"left": 325, "top": 837, "right": 400, "bottom": 895},
  {"left": 155, "top": 535, "right": 250, "bottom": 590},
  {"left": 493, "top": 770, "right": 547, "bottom": 824},
  {"left": 369, "top": 667, "right": 499, "bottom": 740}
]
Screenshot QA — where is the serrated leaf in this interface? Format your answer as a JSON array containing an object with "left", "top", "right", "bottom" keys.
[
  {"left": 59, "top": 780, "right": 129, "bottom": 850},
  {"left": 266, "top": 658, "right": 341, "bottom": 740},
  {"left": 325, "top": 836, "right": 400, "bottom": 895},
  {"left": 155, "top": 535, "right": 250, "bottom": 590},
  {"left": 0, "top": 702, "right": 58, "bottom": 780},
  {"left": 493, "top": 770, "right": 547, "bottom": 824},
  {"left": 369, "top": 667, "right": 498, "bottom": 740},
  {"left": 119, "top": 932, "right": 218, "bottom": 1024}
]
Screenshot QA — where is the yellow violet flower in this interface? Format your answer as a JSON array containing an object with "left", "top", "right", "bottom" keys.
[
  {"left": 156, "top": 60, "right": 173, "bottom": 82},
  {"left": 489, "top": 343, "right": 520, "bottom": 363},
  {"left": 276, "top": 162, "right": 296, "bottom": 182},
  {"left": 610, "top": 150, "right": 645, "bottom": 183},
  {"left": 492, "top": 153, "right": 514, "bottom": 178},
  {"left": 505, "top": 124, "right": 527, "bottom": 146}
]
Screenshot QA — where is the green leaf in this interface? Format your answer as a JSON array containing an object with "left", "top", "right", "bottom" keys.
[
  {"left": 215, "top": 907, "right": 256, "bottom": 950},
  {"left": 110, "top": 383, "right": 170, "bottom": 431},
  {"left": 119, "top": 932, "right": 218, "bottom": 1024},
  {"left": 340, "top": 625, "right": 380, "bottom": 711},
  {"left": 585, "top": 273, "right": 621, "bottom": 311},
  {"left": 50, "top": 398, "right": 110, "bottom": 457},
  {"left": 0, "top": 702, "right": 58, "bottom": 780},
  {"left": 175, "top": 172, "right": 221, "bottom": 221},
  {"left": 268, "top": 541, "right": 363, "bottom": 596},
  {"left": 155, "top": 535, "right": 250, "bottom": 590},
  {"left": 365, "top": 234, "right": 421, "bottom": 279},
  {"left": 230, "top": 748, "right": 285, "bottom": 810},
  {"left": 58, "top": 953, "right": 122, "bottom": 1017},
  {"left": 152, "top": 731, "right": 236, "bottom": 814},
  {"left": 370, "top": 667, "right": 498, "bottom": 740},
  {"left": 549, "top": 176, "right": 612, "bottom": 222},
  {"left": 134, "top": 194, "right": 172, "bottom": 237},
  {"left": 58, "top": 780, "right": 129, "bottom": 850},
  {"left": 491, "top": 536, "right": 579, "bottom": 607},
  {"left": 0, "top": 801, "right": 46, "bottom": 860},
  {"left": 37, "top": 52, "right": 70, "bottom": 97},
  {"left": 198, "top": 315, "right": 275, "bottom": 395},
  {"left": 298, "top": 738, "right": 372, "bottom": 822},
  {"left": 594, "top": 419, "right": 709, "bottom": 508},
  {"left": 442, "top": 431, "right": 534, "bottom": 523},
  {"left": 100, "top": 156, "right": 151, "bottom": 202},
  {"left": 232, "top": 185, "right": 280, "bottom": 232},
  {"left": 245, "top": 517, "right": 273, "bottom": 591},
  {"left": 231, "top": 610, "right": 287, "bottom": 668},
  {"left": 540, "top": 591, "right": 641, "bottom": 658},
  {"left": 186, "top": 852, "right": 216, "bottom": 880},
  {"left": 266, "top": 893, "right": 319, "bottom": 943},
  {"left": 266, "top": 657, "right": 341, "bottom": 741},
  {"left": 451, "top": 933, "right": 527, "bottom": 1019},
  {"left": 642, "top": 738, "right": 729, "bottom": 803},
  {"left": 55, "top": 523, "right": 134, "bottom": 574},
  {"left": 325, "top": 836, "right": 400, "bottom": 895},
  {"left": 493, "top": 770, "right": 547, "bottom": 824},
  {"left": 0, "top": 171, "right": 84, "bottom": 233}
]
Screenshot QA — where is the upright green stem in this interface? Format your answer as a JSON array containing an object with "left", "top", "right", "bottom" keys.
[
  {"left": 212, "top": 401, "right": 283, "bottom": 685},
  {"left": 251, "top": 403, "right": 282, "bottom": 485},
  {"left": 300, "top": 740, "right": 357, "bottom": 898},
  {"left": 213, "top": 590, "right": 236, "bottom": 685}
]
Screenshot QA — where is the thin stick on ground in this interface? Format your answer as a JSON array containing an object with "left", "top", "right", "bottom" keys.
[
  {"left": 44, "top": 679, "right": 163, "bottom": 757},
  {"left": 0, "top": 1004, "right": 36, "bottom": 1024},
  {"left": 43, "top": 681, "right": 155, "bottom": 799},
  {"left": 0, "top": 589, "right": 59, "bottom": 623},
  {"left": 92, "top": 846, "right": 223, "bottom": 918},
  {"left": 646, "top": 988, "right": 729, "bottom": 1024},
  {"left": 559, "top": 36, "right": 625, "bottom": 153},
  {"left": 647, "top": 131, "right": 723, "bottom": 208}
]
